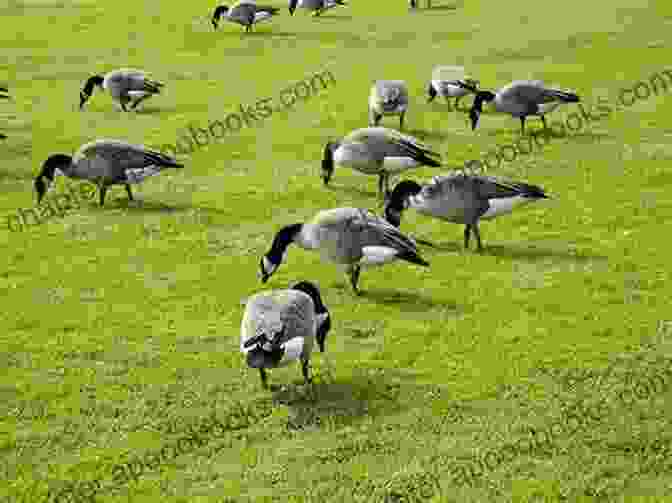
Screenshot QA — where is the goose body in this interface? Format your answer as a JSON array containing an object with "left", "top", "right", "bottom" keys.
[
  {"left": 427, "top": 67, "right": 480, "bottom": 107},
  {"left": 321, "top": 127, "right": 441, "bottom": 198},
  {"left": 212, "top": 1, "right": 280, "bottom": 32},
  {"left": 79, "top": 69, "right": 164, "bottom": 112},
  {"left": 462, "top": 80, "right": 580, "bottom": 134},
  {"left": 369, "top": 80, "right": 409, "bottom": 130},
  {"left": 288, "top": 0, "right": 346, "bottom": 16},
  {"left": 384, "top": 174, "right": 549, "bottom": 250},
  {"left": 259, "top": 207, "right": 429, "bottom": 294},
  {"left": 34, "top": 139, "right": 184, "bottom": 206},
  {"left": 241, "top": 281, "right": 331, "bottom": 389}
]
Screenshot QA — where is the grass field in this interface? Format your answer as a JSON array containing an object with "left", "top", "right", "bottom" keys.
[{"left": 2, "top": 0, "right": 672, "bottom": 501}]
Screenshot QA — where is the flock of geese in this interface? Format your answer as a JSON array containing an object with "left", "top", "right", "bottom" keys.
[{"left": 12, "top": 0, "right": 584, "bottom": 389}]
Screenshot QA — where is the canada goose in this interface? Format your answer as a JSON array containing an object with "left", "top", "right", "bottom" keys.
[
  {"left": 427, "top": 66, "right": 479, "bottom": 108},
  {"left": 288, "top": 0, "right": 346, "bottom": 16},
  {"left": 79, "top": 69, "right": 164, "bottom": 112},
  {"left": 241, "top": 280, "right": 332, "bottom": 389},
  {"left": 259, "top": 207, "right": 429, "bottom": 295},
  {"left": 34, "top": 139, "right": 184, "bottom": 207},
  {"left": 212, "top": 1, "right": 280, "bottom": 32},
  {"left": 409, "top": 0, "right": 431, "bottom": 8},
  {"left": 369, "top": 80, "right": 409, "bottom": 130},
  {"left": 0, "top": 86, "right": 8, "bottom": 139},
  {"left": 321, "top": 127, "right": 441, "bottom": 199},
  {"left": 457, "top": 80, "right": 580, "bottom": 134},
  {"left": 384, "top": 173, "right": 549, "bottom": 251}
]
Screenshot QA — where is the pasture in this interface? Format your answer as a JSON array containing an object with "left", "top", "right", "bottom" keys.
[{"left": 1, "top": 0, "right": 672, "bottom": 501}]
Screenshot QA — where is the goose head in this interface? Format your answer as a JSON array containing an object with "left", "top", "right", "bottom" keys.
[
  {"left": 384, "top": 180, "right": 422, "bottom": 227},
  {"left": 35, "top": 154, "right": 72, "bottom": 204},
  {"left": 259, "top": 223, "right": 303, "bottom": 283},
  {"left": 79, "top": 75, "right": 104, "bottom": 110},
  {"left": 211, "top": 5, "right": 229, "bottom": 29}
]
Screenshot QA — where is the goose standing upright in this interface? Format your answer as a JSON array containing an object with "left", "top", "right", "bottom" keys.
[
  {"left": 288, "top": 0, "right": 346, "bottom": 16},
  {"left": 34, "top": 139, "right": 184, "bottom": 207},
  {"left": 0, "top": 86, "right": 9, "bottom": 139},
  {"left": 369, "top": 80, "right": 409, "bottom": 130},
  {"left": 79, "top": 69, "right": 164, "bottom": 112},
  {"left": 259, "top": 207, "right": 429, "bottom": 295},
  {"left": 321, "top": 127, "right": 441, "bottom": 199},
  {"left": 241, "top": 280, "right": 332, "bottom": 389},
  {"left": 457, "top": 80, "right": 580, "bottom": 134},
  {"left": 384, "top": 172, "right": 549, "bottom": 251},
  {"left": 212, "top": 0, "right": 280, "bottom": 32}
]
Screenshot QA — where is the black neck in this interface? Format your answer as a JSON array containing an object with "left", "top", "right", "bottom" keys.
[
  {"left": 291, "top": 281, "right": 327, "bottom": 314},
  {"left": 82, "top": 75, "right": 104, "bottom": 95},
  {"left": 267, "top": 223, "right": 302, "bottom": 262},
  {"left": 473, "top": 91, "right": 494, "bottom": 112},
  {"left": 212, "top": 5, "right": 229, "bottom": 24}
]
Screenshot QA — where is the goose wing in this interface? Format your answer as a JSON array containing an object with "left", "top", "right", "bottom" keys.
[
  {"left": 346, "top": 128, "right": 441, "bottom": 166},
  {"left": 471, "top": 175, "right": 547, "bottom": 199},
  {"left": 352, "top": 208, "right": 421, "bottom": 254}
]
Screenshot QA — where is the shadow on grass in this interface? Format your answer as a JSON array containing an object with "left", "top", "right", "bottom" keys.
[
  {"left": 485, "top": 244, "right": 608, "bottom": 262},
  {"left": 132, "top": 106, "right": 183, "bottom": 115},
  {"left": 360, "top": 287, "right": 455, "bottom": 311}
]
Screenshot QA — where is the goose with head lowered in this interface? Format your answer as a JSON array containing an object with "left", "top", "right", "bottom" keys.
[
  {"left": 212, "top": 0, "right": 281, "bottom": 32},
  {"left": 321, "top": 127, "right": 441, "bottom": 200},
  {"left": 288, "top": 0, "right": 346, "bottom": 16},
  {"left": 241, "top": 280, "right": 332, "bottom": 390},
  {"left": 34, "top": 139, "right": 184, "bottom": 207},
  {"left": 457, "top": 80, "right": 580, "bottom": 134},
  {"left": 384, "top": 172, "right": 549, "bottom": 251},
  {"left": 79, "top": 69, "right": 164, "bottom": 112},
  {"left": 0, "top": 86, "right": 9, "bottom": 139},
  {"left": 259, "top": 207, "right": 429, "bottom": 295},
  {"left": 369, "top": 80, "right": 409, "bottom": 130},
  {"left": 427, "top": 66, "right": 480, "bottom": 109}
]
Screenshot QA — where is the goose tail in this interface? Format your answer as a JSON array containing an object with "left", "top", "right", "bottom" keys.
[
  {"left": 548, "top": 89, "right": 579, "bottom": 103},
  {"left": 396, "top": 249, "right": 429, "bottom": 267}
]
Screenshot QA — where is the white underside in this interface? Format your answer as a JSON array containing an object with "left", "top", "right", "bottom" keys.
[
  {"left": 124, "top": 165, "right": 166, "bottom": 184},
  {"left": 382, "top": 156, "right": 419, "bottom": 173},
  {"left": 359, "top": 246, "right": 399, "bottom": 266},
  {"left": 480, "top": 196, "right": 529, "bottom": 219},
  {"left": 126, "top": 91, "right": 152, "bottom": 98},
  {"left": 254, "top": 11, "right": 274, "bottom": 22}
]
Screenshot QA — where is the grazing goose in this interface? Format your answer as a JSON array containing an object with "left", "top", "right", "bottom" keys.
[
  {"left": 369, "top": 80, "right": 409, "bottom": 130},
  {"left": 34, "top": 139, "right": 184, "bottom": 207},
  {"left": 79, "top": 69, "right": 164, "bottom": 112},
  {"left": 212, "top": 1, "right": 280, "bottom": 32},
  {"left": 321, "top": 127, "right": 441, "bottom": 199},
  {"left": 288, "top": 0, "right": 346, "bottom": 16},
  {"left": 241, "top": 280, "right": 332, "bottom": 389},
  {"left": 0, "top": 86, "right": 9, "bottom": 139},
  {"left": 259, "top": 207, "right": 429, "bottom": 295},
  {"left": 384, "top": 173, "right": 549, "bottom": 251},
  {"left": 457, "top": 80, "right": 580, "bottom": 134},
  {"left": 427, "top": 66, "right": 479, "bottom": 108}
]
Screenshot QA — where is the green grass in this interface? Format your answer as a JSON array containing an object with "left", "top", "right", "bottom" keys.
[{"left": 2, "top": 0, "right": 672, "bottom": 501}]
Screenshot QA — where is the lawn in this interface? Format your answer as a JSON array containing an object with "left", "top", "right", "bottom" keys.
[{"left": 2, "top": 0, "right": 672, "bottom": 501}]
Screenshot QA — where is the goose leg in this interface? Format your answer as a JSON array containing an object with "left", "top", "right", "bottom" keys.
[
  {"left": 99, "top": 186, "right": 107, "bottom": 207},
  {"left": 378, "top": 174, "right": 387, "bottom": 199},
  {"left": 125, "top": 184, "right": 134, "bottom": 201},
  {"left": 349, "top": 265, "right": 361, "bottom": 295},
  {"left": 541, "top": 115, "right": 548, "bottom": 129},
  {"left": 472, "top": 222, "right": 483, "bottom": 251},
  {"left": 520, "top": 116, "right": 526, "bottom": 135},
  {"left": 399, "top": 112, "right": 405, "bottom": 130},
  {"left": 301, "top": 359, "right": 312, "bottom": 384},
  {"left": 464, "top": 224, "right": 471, "bottom": 249},
  {"left": 259, "top": 368, "right": 268, "bottom": 389},
  {"left": 120, "top": 102, "right": 128, "bottom": 112}
]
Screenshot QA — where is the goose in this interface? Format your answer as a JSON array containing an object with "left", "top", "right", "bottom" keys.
[
  {"left": 427, "top": 67, "right": 479, "bottom": 108},
  {"left": 0, "top": 86, "right": 8, "bottom": 139},
  {"left": 241, "top": 280, "right": 332, "bottom": 389},
  {"left": 321, "top": 127, "right": 441, "bottom": 199},
  {"left": 259, "top": 207, "right": 429, "bottom": 295},
  {"left": 288, "top": 0, "right": 346, "bottom": 16},
  {"left": 212, "top": 1, "right": 280, "bottom": 32},
  {"left": 457, "top": 80, "right": 580, "bottom": 134},
  {"left": 384, "top": 173, "right": 549, "bottom": 251},
  {"left": 409, "top": 0, "right": 431, "bottom": 8},
  {"left": 369, "top": 80, "right": 409, "bottom": 130},
  {"left": 79, "top": 69, "right": 164, "bottom": 112},
  {"left": 34, "top": 139, "right": 184, "bottom": 207}
]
